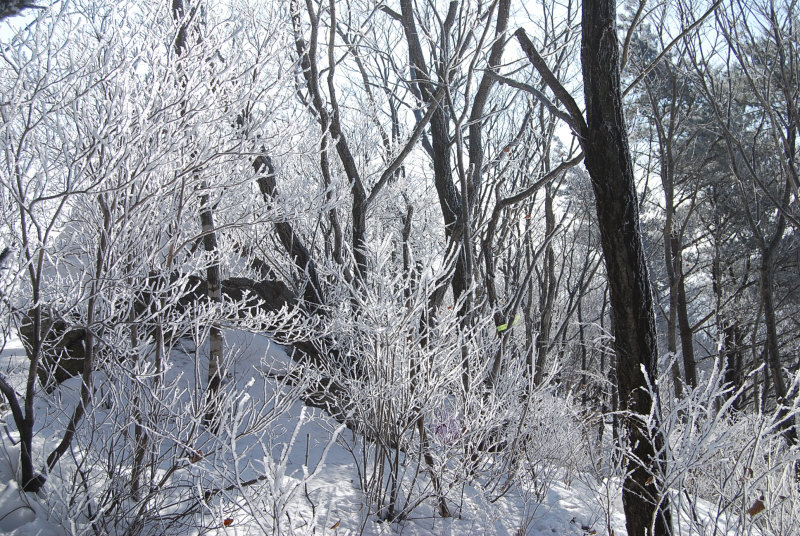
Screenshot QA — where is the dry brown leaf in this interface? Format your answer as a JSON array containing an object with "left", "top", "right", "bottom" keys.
[
  {"left": 330, "top": 520, "right": 340, "bottom": 529},
  {"left": 746, "top": 497, "right": 765, "bottom": 517}
]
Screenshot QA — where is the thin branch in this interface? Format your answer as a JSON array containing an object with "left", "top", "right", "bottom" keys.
[
  {"left": 379, "top": 4, "right": 402, "bottom": 22},
  {"left": 620, "top": 0, "right": 647, "bottom": 72},
  {"left": 366, "top": 85, "right": 446, "bottom": 209},
  {"left": 514, "top": 28, "right": 588, "bottom": 137},
  {"left": 484, "top": 70, "right": 575, "bottom": 128},
  {"left": 0, "top": 374, "right": 25, "bottom": 434},
  {"left": 498, "top": 151, "right": 584, "bottom": 208},
  {"left": 623, "top": 0, "right": 722, "bottom": 98}
]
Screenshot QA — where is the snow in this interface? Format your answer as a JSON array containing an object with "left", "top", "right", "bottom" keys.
[
  {"left": 0, "top": 449, "right": 65, "bottom": 535},
  {"left": 0, "top": 331, "right": 781, "bottom": 535}
]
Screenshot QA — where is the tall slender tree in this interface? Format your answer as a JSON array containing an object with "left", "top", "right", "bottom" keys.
[{"left": 515, "top": 0, "right": 673, "bottom": 530}]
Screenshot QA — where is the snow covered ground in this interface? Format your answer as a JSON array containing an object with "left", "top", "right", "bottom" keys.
[{"left": 0, "top": 330, "right": 779, "bottom": 535}]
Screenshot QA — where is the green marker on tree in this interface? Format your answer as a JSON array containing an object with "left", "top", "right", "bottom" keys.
[{"left": 497, "top": 314, "right": 520, "bottom": 333}]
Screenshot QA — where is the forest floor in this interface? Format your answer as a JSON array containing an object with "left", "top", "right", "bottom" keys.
[{"left": 0, "top": 330, "right": 743, "bottom": 535}]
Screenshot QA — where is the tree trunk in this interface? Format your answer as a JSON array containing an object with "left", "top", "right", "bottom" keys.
[
  {"left": 200, "top": 184, "right": 224, "bottom": 428},
  {"left": 534, "top": 184, "right": 556, "bottom": 385},
  {"left": 661, "top": 163, "right": 686, "bottom": 398},
  {"left": 671, "top": 235, "right": 697, "bottom": 389},
  {"left": 645, "top": 56, "right": 697, "bottom": 395},
  {"left": 514, "top": 1, "right": 672, "bottom": 527},
  {"left": 580, "top": 0, "right": 672, "bottom": 533},
  {"left": 254, "top": 154, "right": 325, "bottom": 311},
  {"left": 722, "top": 322, "right": 745, "bottom": 409},
  {"left": 760, "top": 248, "right": 797, "bottom": 445},
  {"left": 18, "top": 302, "right": 44, "bottom": 491},
  {"left": 399, "top": 0, "right": 467, "bottom": 306},
  {"left": 170, "top": 0, "right": 225, "bottom": 428},
  {"left": 291, "top": 0, "right": 368, "bottom": 281},
  {"left": 46, "top": 195, "right": 112, "bottom": 472},
  {"left": 667, "top": 283, "right": 682, "bottom": 399}
]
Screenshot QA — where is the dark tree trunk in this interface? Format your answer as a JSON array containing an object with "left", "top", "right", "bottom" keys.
[
  {"left": 171, "top": 0, "right": 225, "bottom": 428},
  {"left": 1, "top": 192, "right": 54, "bottom": 492},
  {"left": 579, "top": 0, "right": 672, "bottom": 533},
  {"left": 399, "top": 0, "right": 467, "bottom": 306},
  {"left": 46, "top": 195, "right": 112, "bottom": 472},
  {"left": 514, "top": 0, "right": 672, "bottom": 527},
  {"left": 21, "top": 304, "right": 43, "bottom": 491},
  {"left": 664, "top": 229, "right": 697, "bottom": 394},
  {"left": 534, "top": 184, "right": 556, "bottom": 386},
  {"left": 672, "top": 235, "right": 697, "bottom": 390},
  {"left": 200, "top": 185, "right": 224, "bottom": 428},
  {"left": 760, "top": 248, "right": 798, "bottom": 445},
  {"left": 291, "top": 0, "right": 368, "bottom": 281},
  {"left": 645, "top": 58, "right": 697, "bottom": 395},
  {"left": 667, "top": 286, "right": 682, "bottom": 399},
  {"left": 710, "top": 197, "right": 745, "bottom": 409},
  {"left": 722, "top": 321, "right": 745, "bottom": 409},
  {"left": 254, "top": 154, "right": 324, "bottom": 311},
  {"left": 0, "top": 0, "right": 36, "bottom": 20}
]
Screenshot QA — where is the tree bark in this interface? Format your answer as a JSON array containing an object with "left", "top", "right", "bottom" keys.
[
  {"left": 672, "top": 235, "right": 697, "bottom": 389},
  {"left": 46, "top": 195, "right": 111, "bottom": 472},
  {"left": 254, "top": 154, "right": 325, "bottom": 311},
  {"left": 579, "top": 0, "right": 672, "bottom": 533},
  {"left": 533, "top": 184, "right": 556, "bottom": 386},
  {"left": 516, "top": 1, "right": 672, "bottom": 526},
  {"left": 760, "top": 244, "right": 798, "bottom": 445},
  {"left": 291, "top": 0, "right": 368, "bottom": 281},
  {"left": 398, "top": 0, "right": 467, "bottom": 306},
  {"left": 648, "top": 78, "right": 697, "bottom": 393}
]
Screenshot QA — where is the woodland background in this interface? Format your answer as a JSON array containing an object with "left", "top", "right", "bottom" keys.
[{"left": 0, "top": 0, "right": 798, "bottom": 534}]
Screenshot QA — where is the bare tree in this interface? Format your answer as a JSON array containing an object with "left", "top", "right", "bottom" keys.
[
  {"left": 684, "top": 0, "right": 799, "bottom": 443},
  {"left": 632, "top": 30, "right": 702, "bottom": 393},
  {"left": 514, "top": 0, "right": 673, "bottom": 530}
]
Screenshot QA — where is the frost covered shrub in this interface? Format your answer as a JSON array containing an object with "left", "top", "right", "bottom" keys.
[
  {"left": 32, "top": 337, "right": 323, "bottom": 536},
  {"left": 308, "top": 240, "right": 591, "bottom": 523},
  {"left": 435, "top": 361, "right": 590, "bottom": 505},
  {"left": 515, "top": 391, "right": 589, "bottom": 497},
  {"left": 573, "top": 360, "right": 800, "bottom": 536},
  {"left": 312, "top": 244, "right": 471, "bottom": 521},
  {"left": 657, "top": 362, "right": 800, "bottom": 536}
]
